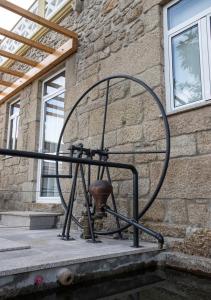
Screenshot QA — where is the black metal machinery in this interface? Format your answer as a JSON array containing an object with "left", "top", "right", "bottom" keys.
[{"left": 0, "top": 75, "right": 170, "bottom": 249}]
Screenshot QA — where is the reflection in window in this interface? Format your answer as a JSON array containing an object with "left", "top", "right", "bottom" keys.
[
  {"left": 8, "top": 100, "right": 20, "bottom": 150},
  {"left": 172, "top": 25, "right": 202, "bottom": 108},
  {"left": 41, "top": 161, "right": 59, "bottom": 197},
  {"left": 43, "top": 71, "right": 65, "bottom": 96},
  {"left": 168, "top": 0, "right": 211, "bottom": 29},
  {"left": 40, "top": 71, "right": 65, "bottom": 198},
  {"left": 43, "top": 94, "right": 64, "bottom": 154}
]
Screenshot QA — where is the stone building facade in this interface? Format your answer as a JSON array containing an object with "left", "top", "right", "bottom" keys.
[{"left": 0, "top": 0, "right": 211, "bottom": 256}]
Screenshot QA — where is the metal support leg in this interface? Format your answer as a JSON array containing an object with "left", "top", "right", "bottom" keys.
[
  {"left": 133, "top": 171, "right": 139, "bottom": 247},
  {"left": 60, "top": 161, "right": 79, "bottom": 240},
  {"left": 79, "top": 163, "right": 97, "bottom": 243},
  {"left": 106, "top": 166, "right": 123, "bottom": 239}
]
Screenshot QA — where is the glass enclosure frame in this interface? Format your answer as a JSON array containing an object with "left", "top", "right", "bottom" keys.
[
  {"left": 7, "top": 99, "right": 20, "bottom": 150},
  {"left": 164, "top": 0, "right": 211, "bottom": 112},
  {"left": 37, "top": 69, "right": 65, "bottom": 203}
]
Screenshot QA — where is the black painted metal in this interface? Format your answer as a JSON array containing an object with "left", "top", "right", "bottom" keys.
[
  {"left": 0, "top": 74, "right": 171, "bottom": 248},
  {"left": 55, "top": 75, "right": 170, "bottom": 236},
  {"left": 0, "top": 146, "right": 140, "bottom": 246},
  {"left": 104, "top": 206, "right": 164, "bottom": 247}
]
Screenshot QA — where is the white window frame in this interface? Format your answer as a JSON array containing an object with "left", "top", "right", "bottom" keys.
[
  {"left": 164, "top": 0, "right": 211, "bottom": 113},
  {"left": 7, "top": 99, "right": 20, "bottom": 150},
  {"left": 36, "top": 68, "right": 66, "bottom": 204}
]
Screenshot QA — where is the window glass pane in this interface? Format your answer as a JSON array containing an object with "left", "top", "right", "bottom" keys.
[
  {"left": 9, "top": 118, "right": 15, "bottom": 149},
  {"left": 40, "top": 161, "right": 59, "bottom": 197},
  {"left": 44, "top": 71, "right": 65, "bottom": 96},
  {"left": 168, "top": 0, "right": 211, "bottom": 29},
  {"left": 172, "top": 25, "right": 202, "bottom": 108},
  {"left": 40, "top": 70, "right": 65, "bottom": 199},
  {"left": 8, "top": 100, "right": 20, "bottom": 150},
  {"left": 43, "top": 93, "right": 64, "bottom": 153},
  {"left": 40, "top": 92, "right": 64, "bottom": 198},
  {"left": 11, "top": 101, "right": 20, "bottom": 115}
]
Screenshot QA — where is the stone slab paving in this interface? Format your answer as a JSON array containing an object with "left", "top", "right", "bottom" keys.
[
  {"left": 0, "top": 238, "right": 30, "bottom": 252},
  {"left": 0, "top": 227, "right": 159, "bottom": 276}
]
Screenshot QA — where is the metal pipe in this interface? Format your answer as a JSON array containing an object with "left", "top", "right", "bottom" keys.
[
  {"left": 104, "top": 206, "right": 164, "bottom": 248},
  {"left": 133, "top": 171, "right": 139, "bottom": 247},
  {"left": 108, "top": 150, "right": 166, "bottom": 154},
  {"left": 0, "top": 148, "right": 138, "bottom": 174},
  {"left": 79, "top": 163, "right": 96, "bottom": 242},
  {"left": 42, "top": 175, "right": 72, "bottom": 178},
  {"left": 0, "top": 147, "right": 141, "bottom": 246}
]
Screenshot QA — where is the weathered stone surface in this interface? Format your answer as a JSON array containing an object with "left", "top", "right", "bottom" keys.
[
  {"left": 117, "top": 125, "right": 143, "bottom": 145},
  {"left": 102, "top": 0, "right": 118, "bottom": 15},
  {"left": 166, "top": 199, "right": 188, "bottom": 225},
  {"left": 144, "top": 221, "right": 186, "bottom": 238},
  {"left": 188, "top": 204, "right": 209, "bottom": 227},
  {"left": 169, "top": 106, "right": 211, "bottom": 136},
  {"left": 131, "top": 66, "right": 162, "bottom": 97},
  {"left": 119, "top": 0, "right": 134, "bottom": 12},
  {"left": 100, "top": 28, "right": 162, "bottom": 77},
  {"left": 150, "top": 156, "right": 211, "bottom": 199},
  {"left": 143, "top": 5, "right": 160, "bottom": 33},
  {"left": 197, "top": 130, "right": 211, "bottom": 154},
  {"left": 143, "top": 118, "right": 165, "bottom": 142},
  {"left": 143, "top": 0, "right": 161, "bottom": 13},
  {"left": 158, "top": 134, "right": 196, "bottom": 158},
  {"left": 171, "top": 228, "right": 211, "bottom": 258},
  {"left": 125, "top": 5, "right": 143, "bottom": 24},
  {"left": 142, "top": 199, "right": 165, "bottom": 222}
]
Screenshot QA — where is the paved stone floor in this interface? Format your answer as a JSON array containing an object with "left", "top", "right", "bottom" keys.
[
  {"left": 0, "top": 226, "right": 163, "bottom": 298},
  {"left": 0, "top": 227, "right": 159, "bottom": 277}
]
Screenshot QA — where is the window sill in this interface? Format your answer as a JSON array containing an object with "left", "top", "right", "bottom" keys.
[{"left": 165, "top": 99, "right": 211, "bottom": 117}]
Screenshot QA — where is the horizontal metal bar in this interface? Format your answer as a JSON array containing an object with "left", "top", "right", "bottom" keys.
[
  {"left": 104, "top": 206, "right": 164, "bottom": 247},
  {"left": 108, "top": 150, "right": 166, "bottom": 154},
  {"left": 0, "top": 148, "right": 138, "bottom": 175},
  {"left": 42, "top": 174, "right": 72, "bottom": 178}
]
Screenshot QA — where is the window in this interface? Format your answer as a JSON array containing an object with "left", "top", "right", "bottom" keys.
[
  {"left": 164, "top": 0, "right": 211, "bottom": 112},
  {"left": 37, "top": 70, "right": 65, "bottom": 202},
  {"left": 7, "top": 100, "right": 20, "bottom": 150}
]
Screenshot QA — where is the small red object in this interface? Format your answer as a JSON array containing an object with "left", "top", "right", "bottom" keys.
[{"left": 34, "top": 275, "right": 44, "bottom": 286}]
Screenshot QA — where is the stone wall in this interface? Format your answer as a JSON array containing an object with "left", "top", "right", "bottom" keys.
[{"left": 0, "top": 0, "right": 211, "bottom": 250}]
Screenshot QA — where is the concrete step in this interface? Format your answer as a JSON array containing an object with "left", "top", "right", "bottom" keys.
[{"left": 0, "top": 211, "right": 63, "bottom": 230}]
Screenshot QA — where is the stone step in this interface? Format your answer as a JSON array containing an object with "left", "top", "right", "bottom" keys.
[{"left": 0, "top": 211, "right": 63, "bottom": 230}]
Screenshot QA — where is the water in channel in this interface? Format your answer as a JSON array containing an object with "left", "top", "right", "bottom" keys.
[{"left": 10, "top": 268, "right": 211, "bottom": 300}]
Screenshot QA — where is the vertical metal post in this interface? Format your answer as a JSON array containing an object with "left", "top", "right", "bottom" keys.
[
  {"left": 133, "top": 171, "right": 139, "bottom": 247},
  {"left": 79, "top": 163, "right": 96, "bottom": 242}
]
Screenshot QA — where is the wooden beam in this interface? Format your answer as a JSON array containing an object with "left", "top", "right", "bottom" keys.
[
  {"left": 2, "top": 0, "right": 73, "bottom": 69},
  {"left": 0, "top": 50, "right": 38, "bottom": 67},
  {"left": 0, "top": 0, "right": 78, "bottom": 40},
  {"left": 0, "top": 27, "right": 55, "bottom": 54},
  {"left": 0, "top": 39, "right": 78, "bottom": 104},
  {"left": 0, "top": 80, "right": 13, "bottom": 87},
  {"left": 0, "top": 67, "right": 25, "bottom": 77}
]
